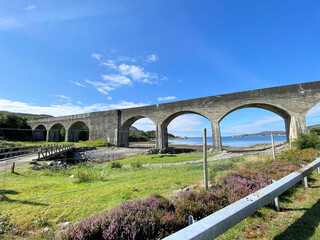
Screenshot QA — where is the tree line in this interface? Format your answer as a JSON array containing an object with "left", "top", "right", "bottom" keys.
[{"left": 0, "top": 112, "right": 44, "bottom": 141}]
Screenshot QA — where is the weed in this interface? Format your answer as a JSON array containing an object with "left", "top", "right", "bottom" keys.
[
  {"left": 130, "top": 160, "right": 143, "bottom": 168},
  {"left": 110, "top": 161, "right": 122, "bottom": 168}
]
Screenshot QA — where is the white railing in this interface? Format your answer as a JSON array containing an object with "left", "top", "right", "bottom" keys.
[{"left": 163, "top": 158, "right": 320, "bottom": 240}]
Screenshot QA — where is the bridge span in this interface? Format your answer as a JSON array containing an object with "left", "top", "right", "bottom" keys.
[{"left": 27, "top": 81, "right": 320, "bottom": 151}]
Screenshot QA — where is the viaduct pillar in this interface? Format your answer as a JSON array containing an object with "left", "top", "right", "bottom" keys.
[
  {"left": 156, "top": 123, "right": 168, "bottom": 149},
  {"left": 211, "top": 121, "right": 222, "bottom": 152},
  {"left": 288, "top": 114, "right": 308, "bottom": 141}
]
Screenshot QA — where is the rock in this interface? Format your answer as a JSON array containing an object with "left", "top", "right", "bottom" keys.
[
  {"left": 46, "top": 161, "right": 54, "bottom": 167},
  {"left": 58, "top": 221, "right": 71, "bottom": 229},
  {"left": 42, "top": 227, "right": 52, "bottom": 233},
  {"left": 70, "top": 175, "right": 75, "bottom": 178},
  {"left": 147, "top": 148, "right": 159, "bottom": 154},
  {"left": 33, "top": 165, "right": 44, "bottom": 171}
]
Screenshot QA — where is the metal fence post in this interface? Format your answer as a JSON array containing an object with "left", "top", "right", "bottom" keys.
[{"left": 271, "top": 134, "right": 276, "bottom": 159}]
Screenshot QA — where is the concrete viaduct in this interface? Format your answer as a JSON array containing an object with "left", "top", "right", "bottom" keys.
[{"left": 27, "top": 81, "right": 320, "bottom": 151}]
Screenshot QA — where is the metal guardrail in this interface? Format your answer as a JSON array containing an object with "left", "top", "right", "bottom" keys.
[{"left": 163, "top": 158, "right": 320, "bottom": 240}]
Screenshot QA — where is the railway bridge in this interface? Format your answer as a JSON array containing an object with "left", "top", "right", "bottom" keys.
[{"left": 27, "top": 81, "right": 320, "bottom": 151}]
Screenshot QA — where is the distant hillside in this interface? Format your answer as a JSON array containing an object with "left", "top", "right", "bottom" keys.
[
  {"left": 233, "top": 125, "right": 320, "bottom": 137},
  {"left": 233, "top": 131, "right": 286, "bottom": 137},
  {"left": 129, "top": 126, "right": 144, "bottom": 133},
  {"left": 0, "top": 111, "right": 52, "bottom": 119}
]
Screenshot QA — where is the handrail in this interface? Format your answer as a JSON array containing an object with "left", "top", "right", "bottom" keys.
[
  {"left": 37, "top": 144, "right": 75, "bottom": 160},
  {"left": 0, "top": 144, "right": 74, "bottom": 161},
  {"left": 163, "top": 158, "right": 320, "bottom": 240}
]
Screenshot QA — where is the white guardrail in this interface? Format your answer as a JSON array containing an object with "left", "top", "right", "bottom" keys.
[{"left": 163, "top": 158, "right": 320, "bottom": 240}]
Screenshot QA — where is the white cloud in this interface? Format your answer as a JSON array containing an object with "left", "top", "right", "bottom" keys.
[
  {"left": 0, "top": 99, "right": 148, "bottom": 117},
  {"left": 100, "top": 60, "right": 117, "bottom": 69},
  {"left": 77, "top": 101, "right": 83, "bottom": 104},
  {"left": 56, "top": 95, "right": 71, "bottom": 100},
  {"left": 91, "top": 53, "right": 102, "bottom": 60},
  {"left": 168, "top": 115, "right": 205, "bottom": 132},
  {"left": 118, "top": 63, "right": 158, "bottom": 83},
  {"left": 133, "top": 118, "right": 156, "bottom": 131},
  {"left": 158, "top": 96, "right": 176, "bottom": 101},
  {"left": 86, "top": 80, "right": 115, "bottom": 95},
  {"left": 146, "top": 54, "right": 158, "bottom": 63},
  {"left": 117, "top": 56, "right": 136, "bottom": 62},
  {"left": 25, "top": 4, "right": 36, "bottom": 11},
  {"left": 107, "top": 96, "right": 112, "bottom": 100},
  {"left": 70, "top": 80, "right": 86, "bottom": 87},
  {"left": 101, "top": 74, "right": 132, "bottom": 85}
]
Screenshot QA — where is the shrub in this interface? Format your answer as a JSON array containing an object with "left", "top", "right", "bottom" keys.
[
  {"left": 216, "top": 169, "right": 268, "bottom": 203},
  {"left": 277, "top": 148, "right": 319, "bottom": 164},
  {"left": 60, "top": 195, "right": 182, "bottom": 240},
  {"left": 293, "top": 132, "right": 320, "bottom": 150},
  {"left": 130, "top": 160, "right": 143, "bottom": 168},
  {"left": 72, "top": 163, "right": 109, "bottom": 183},
  {"left": 175, "top": 190, "right": 229, "bottom": 225},
  {"left": 110, "top": 161, "right": 122, "bottom": 169}
]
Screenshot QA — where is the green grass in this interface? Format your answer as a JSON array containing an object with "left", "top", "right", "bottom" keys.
[
  {"left": 104, "top": 152, "right": 219, "bottom": 166},
  {"left": 1, "top": 151, "right": 319, "bottom": 239},
  {"left": 0, "top": 156, "right": 227, "bottom": 236}
]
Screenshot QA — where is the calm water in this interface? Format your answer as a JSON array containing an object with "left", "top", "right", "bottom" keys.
[{"left": 169, "top": 136, "right": 287, "bottom": 147}]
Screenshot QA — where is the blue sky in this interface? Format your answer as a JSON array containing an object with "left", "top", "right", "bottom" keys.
[{"left": 1, "top": 0, "right": 320, "bottom": 136}]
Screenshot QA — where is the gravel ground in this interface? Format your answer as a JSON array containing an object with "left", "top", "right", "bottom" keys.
[{"left": 82, "top": 141, "right": 288, "bottom": 163}]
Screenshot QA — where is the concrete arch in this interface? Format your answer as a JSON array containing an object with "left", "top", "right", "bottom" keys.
[
  {"left": 68, "top": 121, "right": 89, "bottom": 142},
  {"left": 33, "top": 124, "right": 47, "bottom": 141},
  {"left": 48, "top": 123, "right": 66, "bottom": 142},
  {"left": 218, "top": 103, "right": 291, "bottom": 123},
  {"left": 162, "top": 111, "right": 210, "bottom": 127},
  {"left": 119, "top": 116, "right": 156, "bottom": 147},
  {"left": 218, "top": 103, "right": 298, "bottom": 143},
  {"left": 158, "top": 111, "right": 212, "bottom": 150}
]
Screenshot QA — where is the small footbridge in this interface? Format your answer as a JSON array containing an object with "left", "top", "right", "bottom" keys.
[{"left": 0, "top": 144, "right": 75, "bottom": 173}]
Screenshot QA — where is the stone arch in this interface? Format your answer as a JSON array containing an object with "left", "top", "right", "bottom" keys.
[
  {"left": 218, "top": 103, "right": 290, "bottom": 122},
  {"left": 68, "top": 121, "right": 89, "bottom": 142},
  {"left": 33, "top": 124, "right": 47, "bottom": 141},
  {"left": 218, "top": 103, "right": 291, "bottom": 142},
  {"left": 159, "top": 111, "right": 212, "bottom": 149},
  {"left": 119, "top": 116, "right": 156, "bottom": 147},
  {"left": 48, "top": 123, "right": 66, "bottom": 142}
]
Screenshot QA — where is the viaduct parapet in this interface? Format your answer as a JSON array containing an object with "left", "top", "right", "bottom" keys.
[{"left": 27, "top": 81, "right": 320, "bottom": 151}]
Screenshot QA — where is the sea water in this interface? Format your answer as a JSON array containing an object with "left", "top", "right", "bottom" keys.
[{"left": 169, "top": 136, "right": 287, "bottom": 148}]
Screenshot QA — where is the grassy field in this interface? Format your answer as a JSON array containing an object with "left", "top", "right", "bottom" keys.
[
  {"left": 0, "top": 152, "right": 252, "bottom": 238},
  {"left": 1, "top": 149, "right": 319, "bottom": 239}
]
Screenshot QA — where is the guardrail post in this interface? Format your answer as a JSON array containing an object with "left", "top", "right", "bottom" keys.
[
  {"left": 188, "top": 216, "right": 195, "bottom": 225},
  {"left": 270, "top": 179, "right": 280, "bottom": 211},
  {"left": 317, "top": 167, "right": 320, "bottom": 173},
  {"left": 302, "top": 176, "right": 308, "bottom": 188},
  {"left": 300, "top": 165, "right": 308, "bottom": 188}
]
